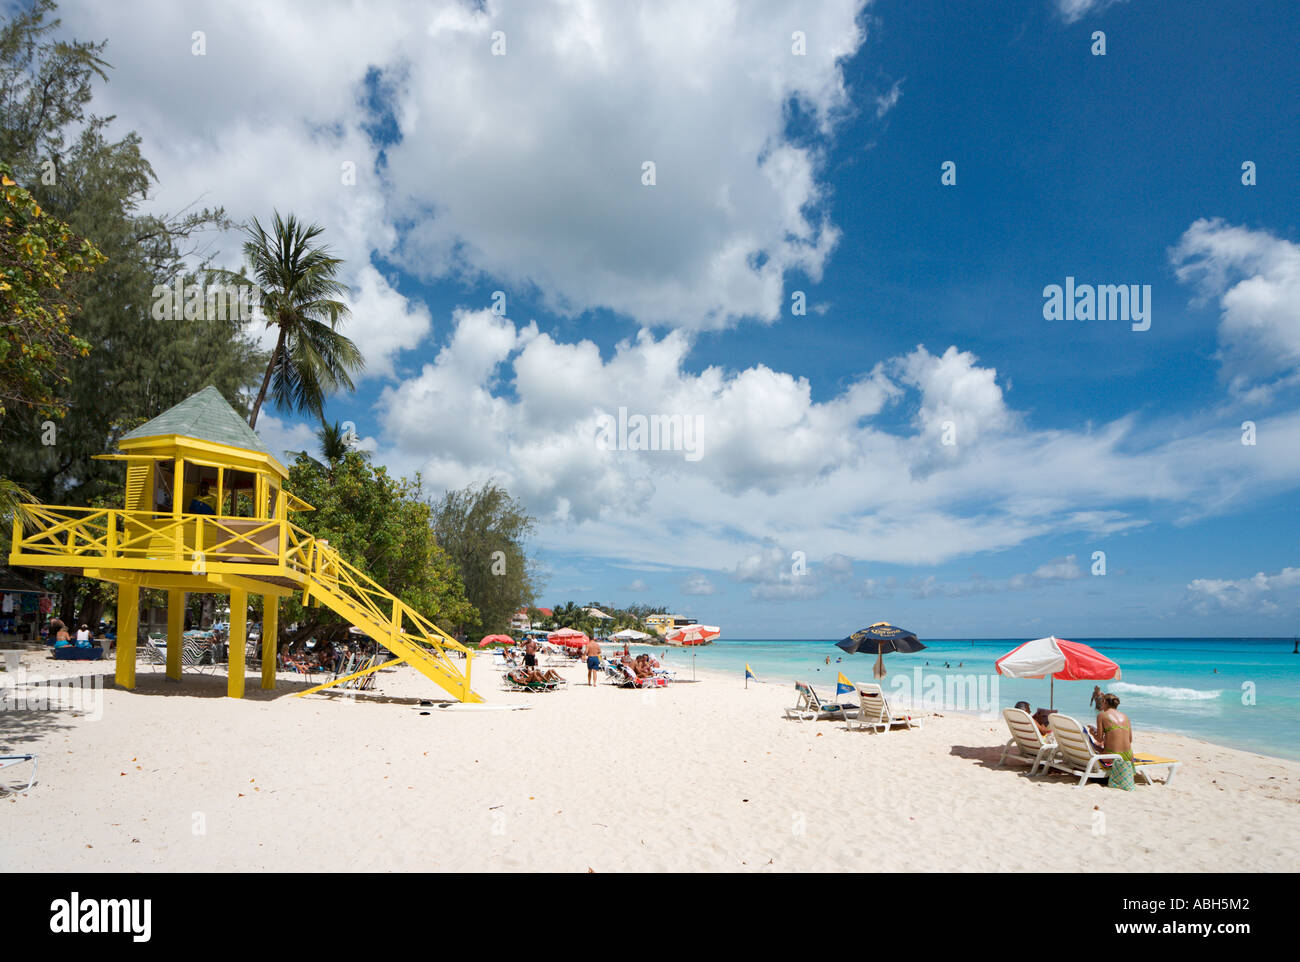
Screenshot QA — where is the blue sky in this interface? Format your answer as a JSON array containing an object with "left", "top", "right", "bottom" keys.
[{"left": 55, "top": 0, "right": 1300, "bottom": 637}]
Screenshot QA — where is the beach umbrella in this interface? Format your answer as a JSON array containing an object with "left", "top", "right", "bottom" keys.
[
  {"left": 664, "top": 624, "right": 720, "bottom": 646},
  {"left": 995, "top": 636, "right": 1121, "bottom": 709},
  {"left": 547, "top": 627, "right": 590, "bottom": 649},
  {"left": 610, "top": 628, "right": 652, "bottom": 641},
  {"left": 478, "top": 633, "right": 513, "bottom": 648},
  {"left": 836, "top": 622, "right": 926, "bottom": 679}
]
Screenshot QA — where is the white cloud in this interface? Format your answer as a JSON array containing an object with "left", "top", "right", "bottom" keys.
[
  {"left": 368, "top": 308, "right": 1300, "bottom": 575},
  {"left": 1171, "top": 218, "right": 1300, "bottom": 397},
  {"left": 1056, "top": 0, "right": 1129, "bottom": 23},
  {"left": 1187, "top": 566, "right": 1300, "bottom": 614},
  {"left": 681, "top": 574, "right": 718, "bottom": 596},
  {"left": 61, "top": 0, "right": 871, "bottom": 337},
  {"left": 874, "top": 80, "right": 903, "bottom": 118}
]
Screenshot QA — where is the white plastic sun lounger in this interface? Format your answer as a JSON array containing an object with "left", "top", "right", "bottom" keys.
[
  {"left": 848, "top": 683, "right": 924, "bottom": 732},
  {"left": 998, "top": 707, "right": 1058, "bottom": 775},
  {"left": 1046, "top": 713, "right": 1181, "bottom": 787},
  {"left": 784, "top": 681, "right": 858, "bottom": 722},
  {"left": 0, "top": 754, "right": 37, "bottom": 795}
]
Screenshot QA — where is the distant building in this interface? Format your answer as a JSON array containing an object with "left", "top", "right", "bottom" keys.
[
  {"left": 645, "top": 613, "right": 697, "bottom": 636},
  {"left": 510, "top": 607, "right": 553, "bottom": 631},
  {"left": 585, "top": 607, "right": 613, "bottom": 620}
]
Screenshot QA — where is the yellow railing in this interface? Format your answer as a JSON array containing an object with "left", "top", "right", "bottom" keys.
[
  {"left": 12, "top": 506, "right": 302, "bottom": 572},
  {"left": 11, "top": 505, "right": 479, "bottom": 701},
  {"left": 299, "top": 534, "right": 473, "bottom": 693}
]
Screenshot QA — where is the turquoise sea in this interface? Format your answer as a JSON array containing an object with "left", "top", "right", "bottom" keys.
[{"left": 638, "top": 638, "right": 1300, "bottom": 761}]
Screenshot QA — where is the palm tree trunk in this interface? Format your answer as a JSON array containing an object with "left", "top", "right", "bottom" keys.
[{"left": 249, "top": 327, "right": 287, "bottom": 428}]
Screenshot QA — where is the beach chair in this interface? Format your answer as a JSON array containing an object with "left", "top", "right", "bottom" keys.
[
  {"left": 997, "top": 707, "right": 1058, "bottom": 775},
  {"left": 181, "top": 639, "right": 218, "bottom": 674},
  {"left": 848, "top": 683, "right": 923, "bottom": 732},
  {"left": 784, "top": 681, "right": 857, "bottom": 722},
  {"left": 141, "top": 636, "right": 168, "bottom": 671},
  {"left": 0, "top": 754, "right": 37, "bottom": 795},
  {"left": 609, "top": 663, "right": 665, "bottom": 688},
  {"left": 501, "top": 670, "right": 561, "bottom": 692},
  {"left": 1045, "top": 714, "right": 1181, "bottom": 787}
]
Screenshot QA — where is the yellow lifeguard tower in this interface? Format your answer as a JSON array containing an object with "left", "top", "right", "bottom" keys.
[{"left": 9, "top": 386, "right": 480, "bottom": 701}]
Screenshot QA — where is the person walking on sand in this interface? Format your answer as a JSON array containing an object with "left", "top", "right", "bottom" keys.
[{"left": 585, "top": 637, "right": 602, "bottom": 687}]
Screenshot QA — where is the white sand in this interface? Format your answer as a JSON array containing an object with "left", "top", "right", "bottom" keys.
[{"left": 3, "top": 655, "right": 1297, "bottom": 872}]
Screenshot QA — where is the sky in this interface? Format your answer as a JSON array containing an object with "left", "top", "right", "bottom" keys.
[{"left": 41, "top": 0, "right": 1300, "bottom": 637}]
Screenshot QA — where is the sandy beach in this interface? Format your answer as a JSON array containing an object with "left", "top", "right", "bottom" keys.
[{"left": 3, "top": 655, "right": 1298, "bottom": 873}]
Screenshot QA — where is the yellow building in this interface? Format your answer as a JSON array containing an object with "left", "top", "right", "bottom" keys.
[{"left": 9, "top": 386, "right": 480, "bottom": 702}]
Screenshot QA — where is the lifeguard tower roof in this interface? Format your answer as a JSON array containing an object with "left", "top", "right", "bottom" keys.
[{"left": 121, "top": 385, "right": 278, "bottom": 462}]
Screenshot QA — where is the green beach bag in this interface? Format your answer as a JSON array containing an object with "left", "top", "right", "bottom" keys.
[{"left": 1108, "top": 753, "right": 1137, "bottom": 791}]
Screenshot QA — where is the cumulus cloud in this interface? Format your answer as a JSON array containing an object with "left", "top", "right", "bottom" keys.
[
  {"left": 1171, "top": 218, "right": 1300, "bottom": 398},
  {"left": 366, "top": 307, "right": 1300, "bottom": 574},
  {"left": 62, "top": 0, "right": 870, "bottom": 337},
  {"left": 1186, "top": 566, "right": 1300, "bottom": 614}
]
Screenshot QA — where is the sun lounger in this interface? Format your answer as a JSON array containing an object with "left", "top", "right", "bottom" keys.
[
  {"left": 848, "top": 682, "right": 923, "bottom": 732},
  {"left": 0, "top": 754, "right": 37, "bottom": 795},
  {"left": 784, "top": 681, "right": 858, "bottom": 722},
  {"left": 609, "top": 663, "right": 665, "bottom": 688},
  {"left": 141, "top": 636, "right": 168, "bottom": 670},
  {"left": 1045, "top": 713, "right": 1180, "bottom": 786},
  {"left": 501, "top": 670, "right": 561, "bottom": 692},
  {"left": 998, "top": 707, "right": 1058, "bottom": 775}
]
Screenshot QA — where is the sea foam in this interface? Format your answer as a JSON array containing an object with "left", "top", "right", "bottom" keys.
[{"left": 1110, "top": 682, "right": 1222, "bottom": 701}]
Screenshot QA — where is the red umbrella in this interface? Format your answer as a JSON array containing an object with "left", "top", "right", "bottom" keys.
[
  {"left": 547, "top": 628, "right": 590, "bottom": 649},
  {"left": 664, "top": 624, "right": 720, "bottom": 646},
  {"left": 479, "top": 634, "right": 514, "bottom": 648},
  {"left": 995, "top": 636, "right": 1121, "bottom": 708}
]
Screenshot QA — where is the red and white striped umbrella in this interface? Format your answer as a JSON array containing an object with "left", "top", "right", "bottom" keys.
[
  {"left": 547, "top": 627, "right": 590, "bottom": 649},
  {"left": 995, "top": 636, "right": 1121, "bottom": 707},
  {"left": 664, "top": 624, "right": 720, "bottom": 646}
]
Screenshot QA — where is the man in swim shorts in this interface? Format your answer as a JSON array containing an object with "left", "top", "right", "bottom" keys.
[
  {"left": 584, "top": 637, "right": 602, "bottom": 687},
  {"left": 523, "top": 638, "right": 538, "bottom": 669}
]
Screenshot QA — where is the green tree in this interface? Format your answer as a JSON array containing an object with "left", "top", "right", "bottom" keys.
[
  {"left": 0, "top": 162, "right": 103, "bottom": 419},
  {"left": 0, "top": 1, "right": 265, "bottom": 622},
  {"left": 219, "top": 211, "right": 364, "bottom": 429},
  {"left": 430, "top": 481, "right": 538, "bottom": 636},
  {"left": 281, "top": 449, "right": 474, "bottom": 646}
]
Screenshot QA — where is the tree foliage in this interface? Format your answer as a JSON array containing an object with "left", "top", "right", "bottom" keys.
[
  {"left": 430, "top": 481, "right": 538, "bottom": 636},
  {"left": 281, "top": 449, "right": 474, "bottom": 644},
  {"left": 215, "top": 211, "right": 364, "bottom": 429},
  {"left": 0, "top": 161, "right": 104, "bottom": 419},
  {"left": 0, "top": 0, "right": 265, "bottom": 509}
]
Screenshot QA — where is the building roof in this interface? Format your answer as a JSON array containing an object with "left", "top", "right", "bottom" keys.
[{"left": 121, "top": 386, "right": 275, "bottom": 458}]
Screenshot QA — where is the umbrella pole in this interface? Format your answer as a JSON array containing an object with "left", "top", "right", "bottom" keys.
[{"left": 1050, "top": 676, "right": 1054, "bottom": 710}]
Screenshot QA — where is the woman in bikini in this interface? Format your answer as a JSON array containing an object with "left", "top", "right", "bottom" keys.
[{"left": 1096, "top": 693, "right": 1137, "bottom": 791}]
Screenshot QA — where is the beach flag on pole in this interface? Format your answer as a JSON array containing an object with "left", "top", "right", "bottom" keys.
[
  {"left": 745, "top": 663, "right": 756, "bottom": 688},
  {"left": 836, "top": 672, "right": 854, "bottom": 697}
]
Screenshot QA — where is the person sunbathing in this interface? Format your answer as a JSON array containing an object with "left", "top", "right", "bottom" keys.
[
  {"left": 509, "top": 667, "right": 561, "bottom": 685},
  {"left": 1095, "top": 692, "right": 1137, "bottom": 790}
]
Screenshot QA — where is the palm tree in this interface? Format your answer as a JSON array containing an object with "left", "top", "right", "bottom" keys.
[
  {"left": 224, "top": 211, "right": 364, "bottom": 428},
  {"left": 316, "top": 420, "right": 352, "bottom": 467}
]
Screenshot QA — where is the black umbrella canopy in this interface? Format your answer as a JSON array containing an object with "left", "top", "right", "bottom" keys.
[
  {"left": 836, "top": 623, "right": 926, "bottom": 679},
  {"left": 836, "top": 623, "right": 925, "bottom": 655}
]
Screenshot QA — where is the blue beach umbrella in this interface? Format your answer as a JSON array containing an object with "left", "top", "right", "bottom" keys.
[{"left": 836, "top": 622, "right": 926, "bottom": 679}]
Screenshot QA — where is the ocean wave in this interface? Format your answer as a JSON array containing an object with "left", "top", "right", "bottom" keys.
[{"left": 1110, "top": 682, "right": 1222, "bottom": 701}]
